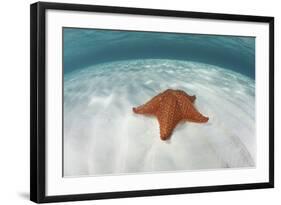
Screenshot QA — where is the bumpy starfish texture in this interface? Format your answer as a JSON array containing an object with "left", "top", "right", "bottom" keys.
[{"left": 133, "top": 89, "right": 209, "bottom": 140}]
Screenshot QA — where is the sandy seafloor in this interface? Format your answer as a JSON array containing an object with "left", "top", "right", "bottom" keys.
[{"left": 63, "top": 59, "right": 255, "bottom": 177}]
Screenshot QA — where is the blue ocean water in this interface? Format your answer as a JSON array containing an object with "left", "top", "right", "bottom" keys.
[{"left": 63, "top": 28, "right": 255, "bottom": 79}]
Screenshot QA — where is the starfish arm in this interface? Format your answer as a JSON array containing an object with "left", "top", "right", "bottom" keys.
[
  {"left": 186, "top": 112, "right": 209, "bottom": 123},
  {"left": 184, "top": 105, "right": 209, "bottom": 123},
  {"left": 132, "top": 93, "right": 163, "bottom": 115},
  {"left": 156, "top": 95, "right": 182, "bottom": 140},
  {"left": 174, "top": 90, "right": 196, "bottom": 103}
]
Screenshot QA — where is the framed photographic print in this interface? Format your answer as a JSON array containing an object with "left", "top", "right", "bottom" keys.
[{"left": 30, "top": 1, "right": 274, "bottom": 203}]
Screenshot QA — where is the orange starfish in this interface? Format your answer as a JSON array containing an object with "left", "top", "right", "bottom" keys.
[{"left": 133, "top": 89, "right": 209, "bottom": 140}]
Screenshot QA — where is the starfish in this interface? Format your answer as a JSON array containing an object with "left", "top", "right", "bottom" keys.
[{"left": 133, "top": 89, "right": 209, "bottom": 140}]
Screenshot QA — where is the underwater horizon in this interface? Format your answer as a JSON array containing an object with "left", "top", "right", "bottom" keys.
[
  {"left": 63, "top": 27, "right": 255, "bottom": 79},
  {"left": 63, "top": 28, "right": 256, "bottom": 177}
]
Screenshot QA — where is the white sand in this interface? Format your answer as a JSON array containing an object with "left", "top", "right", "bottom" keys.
[{"left": 63, "top": 59, "right": 255, "bottom": 177}]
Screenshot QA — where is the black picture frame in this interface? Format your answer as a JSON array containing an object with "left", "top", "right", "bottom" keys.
[{"left": 30, "top": 1, "right": 274, "bottom": 203}]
